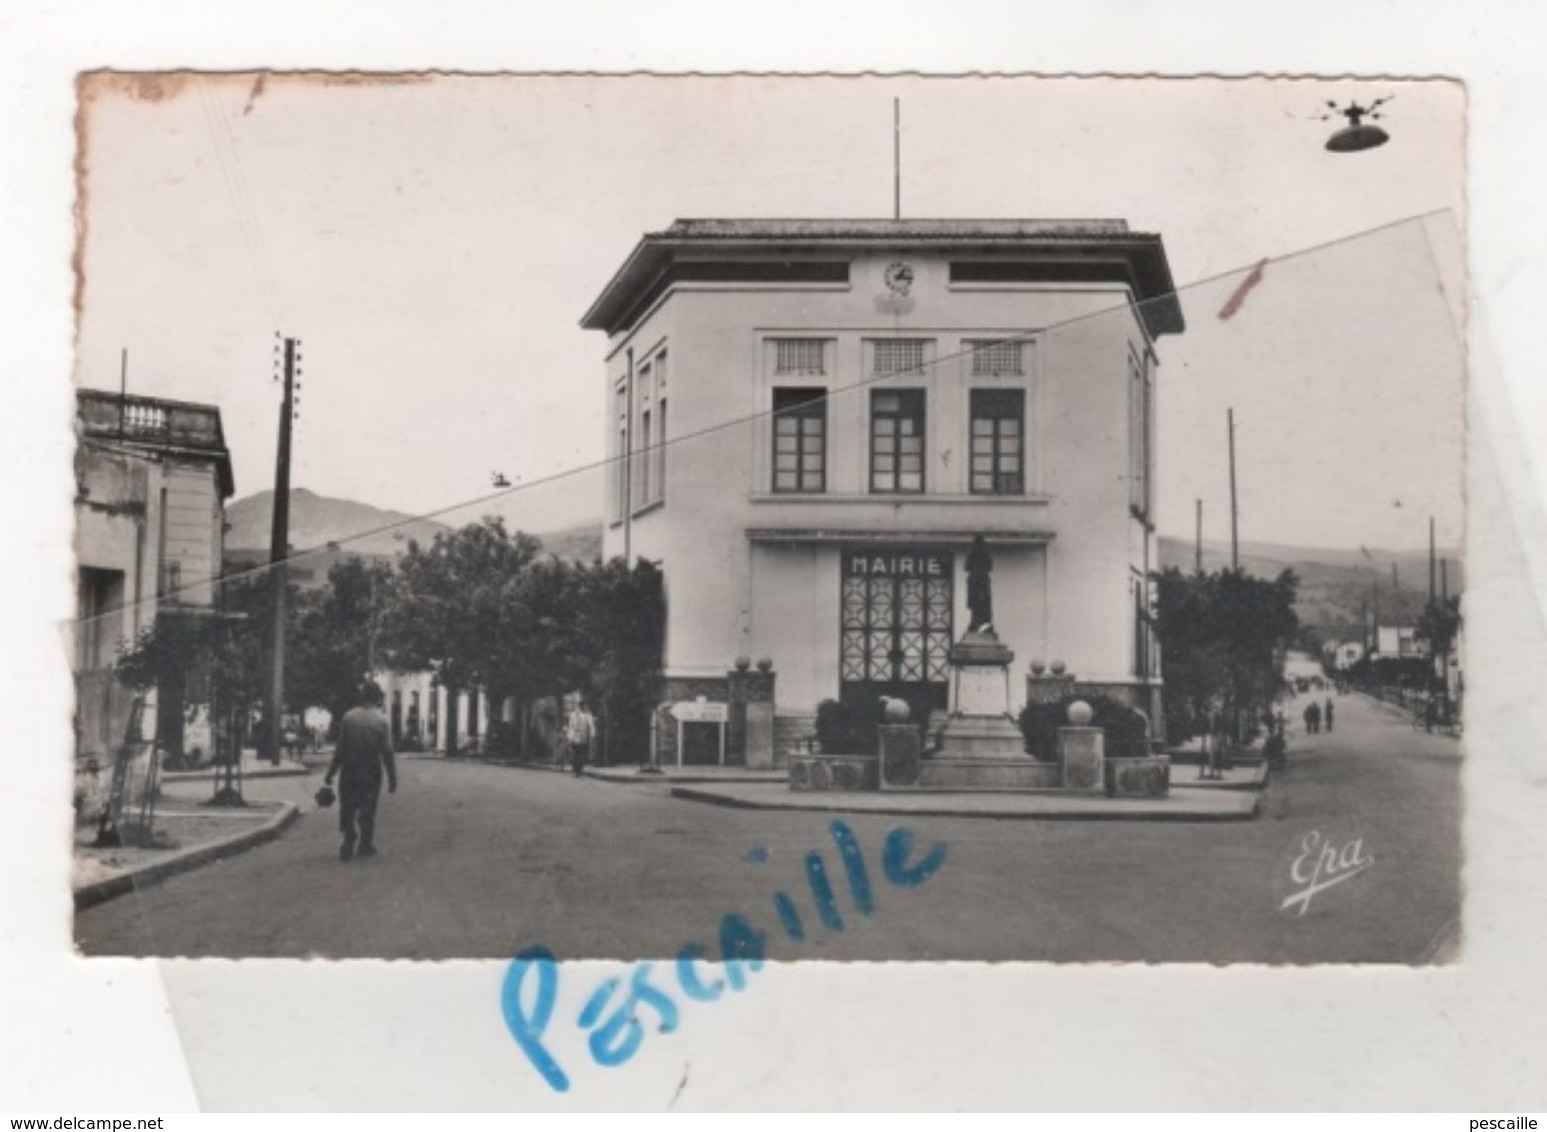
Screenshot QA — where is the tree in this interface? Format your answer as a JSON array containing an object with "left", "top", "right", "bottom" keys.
[
  {"left": 572, "top": 557, "right": 666, "bottom": 765},
  {"left": 115, "top": 572, "right": 274, "bottom": 760},
  {"left": 286, "top": 556, "right": 395, "bottom": 731},
  {"left": 484, "top": 554, "right": 666, "bottom": 762},
  {"left": 379, "top": 517, "right": 542, "bottom": 754},
  {"left": 1415, "top": 594, "right": 1462, "bottom": 657},
  {"left": 1154, "top": 566, "right": 1300, "bottom": 747}
]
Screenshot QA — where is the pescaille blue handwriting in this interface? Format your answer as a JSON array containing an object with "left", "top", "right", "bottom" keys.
[{"left": 501, "top": 819, "right": 947, "bottom": 1092}]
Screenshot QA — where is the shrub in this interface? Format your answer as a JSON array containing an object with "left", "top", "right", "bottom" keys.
[
  {"left": 1019, "top": 694, "right": 1151, "bottom": 761},
  {"left": 815, "top": 699, "right": 857, "bottom": 754},
  {"left": 815, "top": 696, "right": 935, "bottom": 756}
]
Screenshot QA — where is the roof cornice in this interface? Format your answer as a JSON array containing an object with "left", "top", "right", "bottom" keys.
[{"left": 581, "top": 218, "right": 1184, "bottom": 338}]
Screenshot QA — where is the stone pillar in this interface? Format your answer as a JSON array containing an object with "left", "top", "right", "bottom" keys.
[
  {"left": 1026, "top": 661, "right": 1075, "bottom": 708},
  {"left": 1058, "top": 700, "right": 1104, "bottom": 794},
  {"left": 727, "top": 658, "right": 777, "bottom": 767},
  {"left": 730, "top": 659, "right": 776, "bottom": 770}
]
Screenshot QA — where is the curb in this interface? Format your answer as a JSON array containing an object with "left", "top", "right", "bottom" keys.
[
  {"left": 470, "top": 757, "right": 673, "bottom": 781},
  {"left": 668, "top": 785, "right": 1262, "bottom": 822},
  {"left": 73, "top": 802, "right": 300, "bottom": 911},
  {"left": 590, "top": 770, "right": 787, "bottom": 786},
  {"left": 161, "top": 765, "right": 312, "bottom": 783}
]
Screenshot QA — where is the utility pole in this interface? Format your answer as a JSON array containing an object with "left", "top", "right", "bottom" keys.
[
  {"left": 1371, "top": 580, "right": 1380, "bottom": 652},
  {"left": 367, "top": 568, "right": 378, "bottom": 674},
  {"left": 1227, "top": 408, "right": 1239, "bottom": 570},
  {"left": 1195, "top": 498, "right": 1203, "bottom": 574},
  {"left": 265, "top": 334, "right": 299, "bottom": 764},
  {"left": 1428, "top": 516, "right": 1437, "bottom": 604},
  {"left": 893, "top": 97, "right": 901, "bottom": 221},
  {"left": 118, "top": 348, "right": 129, "bottom": 439}
]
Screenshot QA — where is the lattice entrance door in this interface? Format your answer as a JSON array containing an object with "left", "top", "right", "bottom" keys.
[{"left": 840, "top": 547, "right": 953, "bottom": 717}]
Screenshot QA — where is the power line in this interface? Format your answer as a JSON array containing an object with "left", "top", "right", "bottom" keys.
[
  {"left": 195, "top": 79, "right": 285, "bottom": 329},
  {"left": 69, "top": 213, "right": 1454, "bottom": 631}
]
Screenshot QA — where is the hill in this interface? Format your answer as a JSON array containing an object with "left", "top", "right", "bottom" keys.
[
  {"left": 223, "top": 490, "right": 605, "bottom": 587},
  {"left": 537, "top": 520, "right": 604, "bottom": 562},
  {"left": 221, "top": 490, "right": 1453, "bottom": 639},
  {"left": 226, "top": 488, "right": 452, "bottom": 557},
  {"left": 1157, "top": 536, "right": 1462, "bottom": 639}
]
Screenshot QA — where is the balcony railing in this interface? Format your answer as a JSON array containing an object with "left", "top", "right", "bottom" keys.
[{"left": 77, "top": 389, "right": 226, "bottom": 451}]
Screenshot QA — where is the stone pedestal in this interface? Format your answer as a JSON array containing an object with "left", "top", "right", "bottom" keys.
[
  {"left": 936, "top": 629, "right": 1020, "bottom": 760},
  {"left": 1058, "top": 726, "right": 1105, "bottom": 794},
  {"left": 923, "top": 628, "right": 1051, "bottom": 787}
]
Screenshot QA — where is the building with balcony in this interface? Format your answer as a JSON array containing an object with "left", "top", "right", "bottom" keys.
[
  {"left": 1374, "top": 624, "right": 1428, "bottom": 660},
  {"left": 582, "top": 218, "right": 1184, "bottom": 765},
  {"left": 74, "top": 389, "right": 235, "bottom": 763}
]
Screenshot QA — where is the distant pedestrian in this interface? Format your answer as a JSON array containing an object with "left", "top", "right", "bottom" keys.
[
  {"left": 1324, "top": 699, "right": 1335, "bottom": 732},
  {"left": 1303, "top": 701, "right": 1321, "bottom": 735},
  {"left": 566, "top": 694, "right": 595, "bottom": 778},
  {"left": 324, "top": 681, "right": 398, "bottom": 862}
]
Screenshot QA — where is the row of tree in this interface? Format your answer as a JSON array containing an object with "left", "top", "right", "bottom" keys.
[
  {"left": 1152, "top": 565, "right": 1301, "bottom": 748},
  {"left": 117, "top": 517, "right": 665, "bottom": 762}
]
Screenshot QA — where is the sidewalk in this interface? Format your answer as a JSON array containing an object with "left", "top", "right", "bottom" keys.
[
  {"left": 1165, "top": 762, "right": 1270, "bottom": 791},
  {"left": 669, "top": 781, "right": 1261, "bottom": 821},
  {"left": 587, "top": 764, "right": 786, "bottom": 785},
  {"left": 73, "top": 799, "right": 299, "bottom": 909},
  {"left": 472, "top": 756, "right": 788, "bottom": 785},
  {"left": 160, "top": 749, "right": 313, "bottom": 783}
]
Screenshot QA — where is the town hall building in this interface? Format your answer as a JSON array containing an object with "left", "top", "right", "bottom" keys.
[{"left": 582, "top": 219, "right": 1185, "bottom": 766}]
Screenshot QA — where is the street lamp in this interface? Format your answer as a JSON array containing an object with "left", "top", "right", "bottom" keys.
[{"left": 1324, "top": 97, "right": 1391, "bottom": 153}]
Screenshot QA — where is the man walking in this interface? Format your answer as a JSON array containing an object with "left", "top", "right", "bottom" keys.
[
  {"left": 567, "top": 694, "right": 595, "bottom": 778},
  {"left": 325, "top": 681, "right": 398, "bottom": 861},
  {"left": 1324, "top": 698, "right": 1335, "bottom": 733}
]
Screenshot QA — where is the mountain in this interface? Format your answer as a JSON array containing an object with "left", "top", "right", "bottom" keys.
[
  {"left": 225, "top": 488, "right": 453, "bottom": 557},
  {"left": 221, "top": 490, "right": 1454, "bottom": 640},
  {"left": 1157, "top": 536, "right": 1463, "bottom": 639},
  {"left": 223, "top": 490, "right": 605, "bottom": 587},
  {"left": 538, "top": 520, "right": 604, "bottom": 562}
]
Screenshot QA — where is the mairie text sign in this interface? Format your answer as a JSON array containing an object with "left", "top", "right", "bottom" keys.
[{"left": 843, "top": 548, "right": 951, "bottom": 579}]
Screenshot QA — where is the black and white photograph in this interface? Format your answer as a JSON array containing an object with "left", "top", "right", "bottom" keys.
[{"left": 64, "top": 73, "right": 1468, "bottom": 969}]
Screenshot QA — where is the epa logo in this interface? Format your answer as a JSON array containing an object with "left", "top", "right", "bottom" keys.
[{"left": 1276, "top": 830, "right": 1375, "bottom": 917}]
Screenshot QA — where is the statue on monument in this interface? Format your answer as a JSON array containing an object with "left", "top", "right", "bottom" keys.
[{"left": 965, "top": 534, "right": 993, "bottom": 633}]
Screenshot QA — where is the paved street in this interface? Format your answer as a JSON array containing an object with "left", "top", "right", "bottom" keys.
[{"left": 75, "top": 693, "right": 1460, "bottom": 963}]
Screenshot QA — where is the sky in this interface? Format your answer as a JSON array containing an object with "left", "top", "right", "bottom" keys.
[{"left": 74, "top": 73, "right": 1466, "bottom": 552}]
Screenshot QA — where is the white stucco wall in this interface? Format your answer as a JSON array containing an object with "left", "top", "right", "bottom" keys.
[
  {"left": 161, "top": 461, "right": 222, "bottom": 607},
  {"left": 599, "top": 249, "right": 1163, "bottom": 705}
]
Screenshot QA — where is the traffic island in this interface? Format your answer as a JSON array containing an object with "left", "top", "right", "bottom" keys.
[
  {"left": 671, "top": 782, "right": 1259, "bottom": 821},
  {"left": 787, "top": 690, "right": 1181, "bottom": 807}
]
